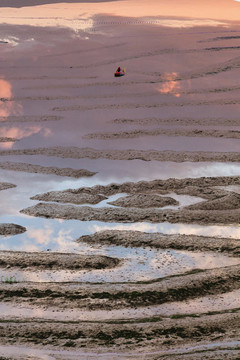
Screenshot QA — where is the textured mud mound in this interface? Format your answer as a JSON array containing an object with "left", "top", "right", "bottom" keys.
[
  {"left": 78, "top": 230, "right": 240, "bottom": 256},
  {"left": 108, "top": 194, "right": 179, "bottom": 208},
  {"left": 0, "top": 251, "right": 120, "bottom": 270},
  {"left": 0, "top": 224, "right": 26, "bottom": 236},
  {"left": 31, "top": 190, "right": 106, "bottom": 205},
  {"left": 0, "top": 162, "right": 96, "bottom": 178},
  {"left": 0, "top": 147, "right": 239, "bottom": 162}
]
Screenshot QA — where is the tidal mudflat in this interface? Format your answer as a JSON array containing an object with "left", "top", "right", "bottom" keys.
[{"left": 0, "top": 0, "right": 240, "bottom": 359}]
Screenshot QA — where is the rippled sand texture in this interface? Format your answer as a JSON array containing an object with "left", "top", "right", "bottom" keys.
[{"left": 0, "top": 0, "right": 240, "bottom": 359}]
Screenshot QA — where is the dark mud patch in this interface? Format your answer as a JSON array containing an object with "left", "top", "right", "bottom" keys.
[
  {"left": 78, "top": 230, "right": 240, "bottom": 256},
  {"left": 0, "top": 224, "right": 26, "bottom": 236},
  {"left": 0, "top": 251, "right": 120, "bottom": 270},
  {"left": 0, "top": 162, "right": 96, "bottom": 178}
]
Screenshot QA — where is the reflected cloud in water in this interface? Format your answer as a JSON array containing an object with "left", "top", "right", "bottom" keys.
[
  {"left": 157, "top": 72, "right": 181, "bottom": 97},
  {"left": 0, "top": 78, "right": 22, "bottom": 119}
]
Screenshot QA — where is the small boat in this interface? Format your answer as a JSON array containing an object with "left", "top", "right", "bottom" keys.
[{"left": 114, "top": 68, "right": 126, "bottom": 77}]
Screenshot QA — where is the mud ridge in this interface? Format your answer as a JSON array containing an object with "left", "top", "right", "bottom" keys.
[
  {"left": 0, "top": 251, "right": 120, "bottom": 270},
  {"left": 78, "top": 230, "right": 240, "bottom": 256},
  {"left": 109, "top": 117, "right": 240, "bottom": 127},
  {"left": 31, "top": 191, "right": 106, "bottom": 205},
  {"left": 24, "top": 176, "right": 240, "bottom": 224},
  {"left": 31, "top": 176, "right": 240, "bottom": 200},
  {"left": 0, "top": 162, "right": 96, "bottom": 178},
  {"left": 0, "top": 182, "right": 16, "bottom": 192},
  {"left": 0, "top": 147, "right": 239, "bottom": 162},
  {"left": 0, "top": 312, "right": 238, "bottom": 352},
  {"left": 0, "top": 224, "right": 26, "bottom": 236},
  {"left": 0, "top": 137, "right": 18, "bottom": 143},
  {"left": 20, "top": 202, "right": 240, "bottom": 225},
  {"left": 108, "top": 194, "right": 179, "bottom": 208},
  {"left": 52, "top": 98, "right": 240, "bottom": 112},
  {"left": 0, "top": 115, "right": 62, "bottom": 123},
  {"left": 83, "top": 128, "right": 240, "bottom": 140},
  {"left": 0, "top": 264, "right": 239, "bottom": 309}
]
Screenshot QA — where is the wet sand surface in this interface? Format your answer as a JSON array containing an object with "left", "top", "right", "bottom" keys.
[{"left": 0, "top": 0, "right": 240, "bottom": 359}]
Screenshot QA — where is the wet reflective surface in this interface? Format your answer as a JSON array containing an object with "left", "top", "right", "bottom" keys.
[{"left": 0, "top": 0, "right": 240, "bottom": 357}]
